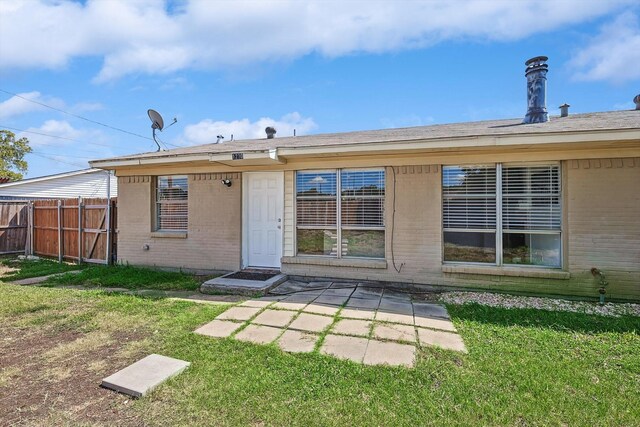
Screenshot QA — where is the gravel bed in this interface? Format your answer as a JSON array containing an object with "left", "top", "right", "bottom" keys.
[{"left": 440, "top": 291, "right": 640, "bottom": 318}]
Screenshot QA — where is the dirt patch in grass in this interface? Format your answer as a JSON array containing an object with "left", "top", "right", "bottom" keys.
[{"left": 0, "top": 325, "right": 147, "bottom": 426}]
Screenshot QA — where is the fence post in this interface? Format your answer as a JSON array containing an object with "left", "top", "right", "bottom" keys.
[
  {"left": 77, "top": 197, "right": 83, "bottom": 264},
  {"left": 57, "top": 199, "right": 63, "bottom": 263}
]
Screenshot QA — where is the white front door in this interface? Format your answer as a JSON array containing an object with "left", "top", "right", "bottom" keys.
[{"left": 244, "top": 172, "right": 283, "bottom": 268}]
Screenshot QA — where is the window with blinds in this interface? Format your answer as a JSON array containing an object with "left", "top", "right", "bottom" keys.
[
  {"left": 296, "top": 169, "right": 385, "bottom": 258},
  {"left": 156, "top": 175, "right": 188, "bottom": 231},
  {"left": 442, "top": 163, "right": 562, "bottom": 267}
]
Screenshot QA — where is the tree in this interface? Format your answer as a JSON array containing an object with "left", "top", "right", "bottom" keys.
[{"left": 0, "top": 130, "right": 32, "bottom": 181}]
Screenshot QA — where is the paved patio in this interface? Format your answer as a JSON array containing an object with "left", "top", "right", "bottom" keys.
[{"left": 194, "top": 280, "right": 466, "bottom": 368}]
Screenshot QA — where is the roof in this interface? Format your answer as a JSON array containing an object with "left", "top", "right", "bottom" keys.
[
  {"left": 0, "top": 168, "right": 117, "bottom": 199},
  {"left": 0, "top": 168, "right": 100, "bottom": 187},
  {"left": 91, "top": 110, "right": 640, "bottom": 167}
]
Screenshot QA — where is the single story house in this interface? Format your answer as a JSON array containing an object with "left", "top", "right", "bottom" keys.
[
  {"left": 91, "top": 59, "right": 640, "bottom": 301},
  {"left": 0, "top": 168, "right": 117, "bottom": 200}
]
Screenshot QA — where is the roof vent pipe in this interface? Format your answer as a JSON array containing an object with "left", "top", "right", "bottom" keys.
[
  {"left": 634, "top": 94, "right": 640, "bottom": 110},
  {"left": 559, "top": 103, "right": 570, "bottom": 117},
  {"left": 523, "top": 56, "right": 549, "bottom": 124},
  {"left": 265, "top": 127, "right": 276, "bottom": 139}
]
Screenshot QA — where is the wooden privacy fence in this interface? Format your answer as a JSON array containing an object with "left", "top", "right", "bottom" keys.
[
  {"left": 0, "top": 198, "right": 117, "bottom": 264},
  {"left": 0, "top": 202, "right": 29, "bottom": 254}
]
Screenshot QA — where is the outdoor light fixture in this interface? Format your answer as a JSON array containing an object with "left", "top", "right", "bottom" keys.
[{"left": 221, "top": 179, "right": 232, "bottom": 187}]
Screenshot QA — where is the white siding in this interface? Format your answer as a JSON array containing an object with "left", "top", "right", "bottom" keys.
[{"left": 0, "top": 169, "right": 117, "bottom": 199}]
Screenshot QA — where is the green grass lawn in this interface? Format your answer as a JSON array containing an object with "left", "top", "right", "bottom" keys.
[
  {"left": 1, "top": 284, "right": 638, "bottom": 426},
  {"left": 0, "top": 257, "right": 85, "bottom": 280}
]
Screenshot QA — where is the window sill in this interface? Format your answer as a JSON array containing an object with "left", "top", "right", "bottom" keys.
[
  {"left": 282, "top": 256, "right": 387, "bottom": 269},
  {"left": 442, "top": 264, "right": 570, "bottom": 280},
  {"left": 150, "top": 231, "right": 187, "bottom": 239}
]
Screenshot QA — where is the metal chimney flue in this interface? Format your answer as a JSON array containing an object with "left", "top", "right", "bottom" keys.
[
  {"left": 265, "top": 126, "right": 276, "bottom": 139},
  {"left": 634, "top": 94, "right": 640, "bottom": 110},
  {"left": 559, "top": 103, "right": 570, "bottom": 118},
  {"left": 523, "top": 56, "right": 549, "bottom": 124}
]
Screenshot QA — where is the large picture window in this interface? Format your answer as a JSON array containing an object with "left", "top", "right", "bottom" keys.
[
  {"left": 443, "top": 163, "right": 561, "bottom": 267},
  {"left": 296, "top": 169, "right": 385, "bottom": 258},
  {"left": 156, "top": 175, "right": 188, "bottom": 231}
]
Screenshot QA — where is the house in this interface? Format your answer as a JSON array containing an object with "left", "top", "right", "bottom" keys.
[
  {"left": 0, "top": 168, "right": 117, "bottom": 200},
  {"left": 90, "top": 58, "right": 640, "bottom": 301}
]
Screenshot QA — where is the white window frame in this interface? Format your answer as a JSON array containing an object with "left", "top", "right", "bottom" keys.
[
  {"left": 295, "top": 168, "right": 385, "bottom": 259},
  {"left": 155, "top": 175, "right": 188, "bottom": 231},
  {"left": 442, "top": 162, "right": 562, "bottom": 268}
]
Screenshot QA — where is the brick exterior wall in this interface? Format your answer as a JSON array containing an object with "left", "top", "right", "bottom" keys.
[{"left": 117, "top": 173, "right": 241, "bottom": 272}]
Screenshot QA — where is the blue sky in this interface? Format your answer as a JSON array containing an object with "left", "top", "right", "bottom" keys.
[{"left": 0, "top": 0, "right": 638, "bottom": 178}]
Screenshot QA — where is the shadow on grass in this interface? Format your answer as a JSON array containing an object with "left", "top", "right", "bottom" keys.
[{"left": 448, "top": 302, "right": 640, "bottom": 335}]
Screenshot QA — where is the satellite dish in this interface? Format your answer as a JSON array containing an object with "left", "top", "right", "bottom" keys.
[
  {"left": 148, "top": 109, "right": 164, "bottom": 131},
  {"left": 147, "top": 109, "right": 176, "bottom": 152}
]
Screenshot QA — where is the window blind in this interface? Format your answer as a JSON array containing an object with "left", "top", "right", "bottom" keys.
[
  {"left": 341, "top": 170, "right": 385, "bottom": 228},
  {"left": 502, "top": 165, "right": 561, "bottom": 231},
  {"left": 156, "top": 175, "right": 188, "bottom": 230},
  {"left": 296, "top": 172, "right": 337, "bottom": 228},
  {"left": 442, "top": 166, "right": 496, "bottom": 230}
]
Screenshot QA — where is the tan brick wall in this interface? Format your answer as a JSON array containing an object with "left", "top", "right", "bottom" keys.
[
  {"left": 282, "top": 160, "right": 640, "bottom": 301},
  {"left": 117, "top": 173, "right": 241, "bottom": 271}
]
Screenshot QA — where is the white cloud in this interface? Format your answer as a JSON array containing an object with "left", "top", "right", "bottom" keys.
[
  {"left": 179, "top": 112, "right": 317, "bottom": 145},
  {"left": 0, "top": 91, "right": 62, "bottom": 120},
  {"left": 0, "top": 0, "right": 633, "bottom": 82},
  {"left": 570, "top": 12, "right": 640, "bottom": 83}
]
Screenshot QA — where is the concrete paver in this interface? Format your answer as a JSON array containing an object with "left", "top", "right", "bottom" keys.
[
  {"left": 101, "top": 354, "right": 190, "bottom": 397},
  {"left": 417, "top": 327, "right": 467, "bottom": 353},
  {"left": 320, "top": 334, "right": 369, "bottom": 363},
  {"left": 321, "top": 288, "right": 354, "bottom": 297},
  {"left": 378, "top": 298, "right": 413, "bottom": 315},
  {"left": 235, "top": 325, "right": 283, "bottom": 344},
  {"left": 414, "top": 316, "right": 457, "bottom": 332},
  {"left": 272, "top": 301, "right": 308, "bottom": 311},
  {"left": 238, "top": 300, "right": 273, "bottom": 308},
  {"left": 278, "top": 330, "right": 319, "bottom": 353},
  {"left": 288, "top": 313, "right": 334, "bottom": 333},
  {"left": 303, "top": 303, "right": 341, "bottom": 316},
  {"left": 413, "top": 303, "right": 450, "bottom": 320},
  {"left": 340, "top": 308, "right": 376, "bottom": 320},
  {"left": 375, "top": 311, "right": 414, "bottom": 325},
  {"left": 345, "top": 297, "right": 380, "bottom": 310},
  {"left": 331, "top": 319, "right": 371, "bottom": 337},
  {"left": 373, "top": 323, "right": 416, "bottom": 343},
  {"left": 282, "top": 293, "right": 319, "bottom": 303},
  {"left": 314, "top": 295, "right": 349, "bottom": 306},
  {"left": 252, "top": 309, "right": 297, "bottom": 328},
  {"left": 194, "top": 320, "right": 243, "bottom": 338},
  {"left": 215, "top": 306, "right": 262, "bottom": 321},
  {"left": 363, "top": 340, "right": 415, "bottom": 367}
]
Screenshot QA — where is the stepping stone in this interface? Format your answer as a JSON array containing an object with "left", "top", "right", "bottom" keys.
[
  {"left": 414, "top": 316, "right": 457, "bottom": 332},
  {"left": 351, "top": 286, "right": 383, "bottom": 298},
  {"left": 332, "top": 319, "right": 371, "bottom": 337},
  {"left": 289, "top": 313, "right": 334, "bottom": 333},
  {"left": 373, "top": 323, "right": 416, "bottom": 343},
  {"left": 314, "top": 295, "right": 349, "bottom": 306},
  {"left": 272, "top": 301, "right": 308, "bottom": 311},
  {"left": 257, "top": 295, "right": 286, "bottom": 301},
  {"left": 194, "top": 320, "right": 243, "bottom": 338},
  {"left": 235, "top": 325, "right": 283, "bottom": 344},
  {"left": 283, "top": 293, "right": 320, "bottom": 303},
  {"left": 375, "top": 311, "right": 414, "bottom": 325},
  {"left": 378, "top": 299, "right": 413, "bottom": 315},
  {"left": 340, "top": 308, "right": 376, "bottom": 320},
  {"left": 321, "top": 288, "right": 354, "bottom": 297},
  {"left": 320, "top": 334, "right": 369, "bottom": 363},
  {"left": 303, "top": 303, "right": 341, "bottom": 316},
  {"left": 278, "top": 330, "right": 318, "bottom": 353},
  {"left": 238, "top": 300, "right": 273, "bottom": 308},
  {"left": 413, "top": 303, "right": 450, "bottom": 320},
  {"left": 417, "top": 328, "right": 467, "bottom": 353},
  {"left": 330, "top": 282, "right": 358, "bottom": 289},
  {"left": 252, "top": 309, "right": 297, "bottom": 328},
  {"left": 101, "top": 354, "right": 190, "bottom": 398},
  {"left": 345, "top": 297, "right": 380, "bottom": 310},
  {"left": 363, "top": 340, "right": 415, "bottom": 368},
  {"left": 215, "top": 306, "right": 262, "bottom": 321}
]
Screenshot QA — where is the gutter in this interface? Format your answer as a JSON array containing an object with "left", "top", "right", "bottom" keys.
[{"left": 90, "top": 128, "right": 640, "bottom": 169}]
